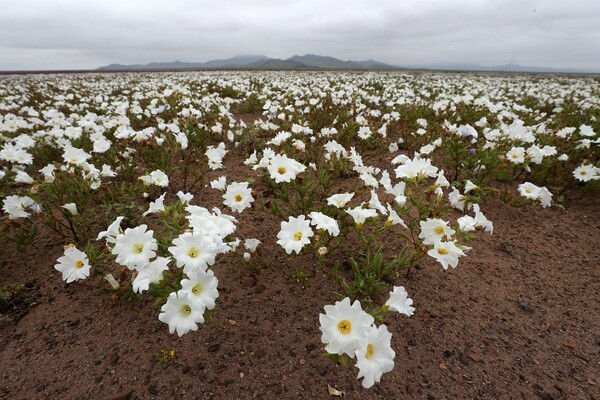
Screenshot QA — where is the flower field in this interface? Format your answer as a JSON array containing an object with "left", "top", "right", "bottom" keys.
[{"left": 0, "top": 71, "right": 599, "bottom": 399}]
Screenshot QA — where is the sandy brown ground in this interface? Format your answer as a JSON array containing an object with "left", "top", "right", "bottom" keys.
[{"left": 1, "top": 166, "right": 599, "bottom": 400}]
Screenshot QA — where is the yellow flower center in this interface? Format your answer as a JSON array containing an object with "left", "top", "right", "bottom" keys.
[
  {"left": 277, "top": 167, "right": 287, "bottom": 175},
  {"left": 580, "top": 171, "right": 587, "bottom": 175},
  {"left": 234, "top": 194, "right": 243, "bottom": 202},
  {"left": 512, "top": 153, "right": 519, "bottom": 158},
  {"left": 337, "top": 319, "right": 352, "bottom": 335},
  {"left": 525, "top": 189, "right": 532, "bottom": 194},
  {"left": 187, "top": 247, "right": 199, "bottom": 258},
  {"left": 434, "top": 226, "right": 445, "bottom": 235},
  {"left": 437, "top": 248, "right": 449, "bottom": 255},
  {"left": 133, "top": 243, "right": 144, "bottom": 254},
  {"left": 365, "top": 344, "right": 375, "bottom": 359},
  {"left": 191, "top": 283, "right": 203, "bottom": 295},
  {"left": 75, "top": 260, "right": 85, "bottom": 269},
  {"left": 293, "top": 231, "right": 303, "bottom": 241},
  {"left": 180, "top": 305, "right": 192, "bottom": 315}
]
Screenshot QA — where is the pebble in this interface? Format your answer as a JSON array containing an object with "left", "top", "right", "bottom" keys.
[{"left": 459, "top": 353, "right": 471, "bottom": 366}]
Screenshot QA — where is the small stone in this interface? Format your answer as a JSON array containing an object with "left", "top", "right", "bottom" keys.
[
  {"left": 208, "top": 343, "right": 220, "bottom": 352},
  {"left": 112, "top": 390, "right": 133, "bottom": 400},
  {"left": 181, "top": 366, "right": 190, "bottom": 374},
  {"left": 517, "top": 299, "right": 536, "bottom": 314},
  {"left": 408, "top": 338, "right": 417, "bottom": 346},
  {"left": 254, "top": 284, "right": 266, "bottom": 294},
  {"left": 439, "top": 363, "right": 447, "bottom": 370},
  {"left": 317, "top": 365, "right": 328, "bottom": 376},
  {"left": 299, "top": 359, "right": 305, "bottom": 365},
  {"left": 468, "top": 353, "right": 481, "bottom": 363},
  {"left": 443, "top": 350, "right": 454, "bottom": 358},
  {"left": 148, "top": 385, "right": 158, "bottom": 396},
  {"left": 459, "top": 353, "right": 471, "bottom": 366}
]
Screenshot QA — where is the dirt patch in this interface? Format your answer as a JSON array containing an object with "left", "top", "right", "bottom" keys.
[{"left": 1, "top": 168, "right": 599, "bottom": 400}]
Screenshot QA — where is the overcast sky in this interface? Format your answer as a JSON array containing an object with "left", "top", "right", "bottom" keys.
[{"left": 1, "top": 0, "right": 599, "bottom": 71}]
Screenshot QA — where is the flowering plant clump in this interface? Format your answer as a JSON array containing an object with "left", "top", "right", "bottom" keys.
[{"left": 0, "top": 70, "right": 597, "bottom": 390}]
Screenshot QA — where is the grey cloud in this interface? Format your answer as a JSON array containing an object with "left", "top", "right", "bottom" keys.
[{"left": 0, "top": 0, "right": 598, "bottom": 70}]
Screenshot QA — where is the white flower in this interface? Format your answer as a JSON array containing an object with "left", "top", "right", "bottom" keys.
[
  {"left": 210, "top": 176, "right": 227, "bottom": 191},
  {"left": 244, "top": 238, "right": 261, "bottom": 253},
  {"left": 223, "top": 182, "right": 254, "bottom": 213},
  {"left": 54, "top": 246, "right": 91, "bottom": 283},
  {"left": 418, "top": 218, "right": 455, "bottom": 245},
  {"left": 142, "top": 193, "right": 166, "bottom": 216},
  {"left": 427, "top": 241, "right": 466, "bottom": 269},
  {"left": 367, "top": 190, "right": 387, "bottom": 215},
  {"left": 308, "top": 211, "right": 340, "bottom": 237},
  {"left": 506, "top": 147, "right": 525, "bottom": 164},
  {"left": 62, "top": 146, "right": 91, "bottom": 166},
  {"left": 176, "top": 191, "right": 194, "bottom": 204},
  {"left": 180, "top": 269, "right": 219, "bottom": 311},
  {"left": 132, "top": 256, "right": 170, "bottom": 293},
  {"left": 205, "top": 142, "right": 228, "bottom": 170},
  {"left": 2, "top": 195, "right": 37, "bottom": 219},
  {"left": 96, "top": 216, "right": 124, "bottom": 244},
  {"left": 573, "top": 164, "right": 599, "bottom": 182},
  {"left": 355, "top": 324, "right": 396, "bottom": 388},
  {"left": 158, "top": 290, "right": 205, "bottom": 336},
  {"left": 464, "top": 180, "right": 478, "bottom": 194},
  {"left": 140, "top": 170, "right": 169, "bottom": 187},
  {"left": 168, "top": 232, "right": 220, "bottom": 273},
  {"left": 385, "top": 286, "right": 415, "bottom": 316},
  {"left": 319, "top": 297, "right": 374, "bottom": 358},
  {"left": 394, "top": 157, "right": 438, "bottom": 180},
  {"left": 62, "top": 203, "right": 78, "bottom": 215},
  {"left": 346, "top": 206, "right": 378, "bottom": 228},
  {"left": 385, "top": 204, "right": 408, "bottom": 229},
  {"left": 267, "top": 154, "right": 306, "bottom": 183},
  {"left": 277, "top": 215, "right": 314, "bottom": 254},
  {"left": 112, "top": 225, "right": 158, "bottom": 270},
  {"left": 327, "top": 192, "right": 354, "bottom": 208},
  {"left": 518, "top": 182, "right": 553, "bottom": 208},
  {"left": 448, "top": 187, "right": 466, "bottom": 211},
  {"left": 186, "top": 206, "right": 238, "bottom": 238},
  {"left": 14, "top": 170, "right": 34, "bottom": 184}
]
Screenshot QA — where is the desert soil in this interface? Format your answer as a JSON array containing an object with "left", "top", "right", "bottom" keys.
[{"left": 1, "top": 155, "right": 599, "bottom": 400}]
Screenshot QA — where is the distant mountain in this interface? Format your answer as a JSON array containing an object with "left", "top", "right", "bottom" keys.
[
  {"left": 97, "top": 54, "right": 400, "bottom": 71},
  {"left": 405, "top": 62, "right": 592, "bottom": 74},
  {"left": 245, "top": 58, "right": 310, "bottom": 69},
  {"left": 97, "top": 55, "right": 593, "bottom": 73}
]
